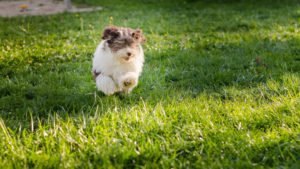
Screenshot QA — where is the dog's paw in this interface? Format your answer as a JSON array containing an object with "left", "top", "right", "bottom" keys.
[
  {"left": 123, "top": 80, "right": 132, "bottom": 87},
  {"left": 123, "top": 78, "right": 136, "bottom": 88},
  {"left": 119, "top": 72, "right": 138, "bottom": 90}
]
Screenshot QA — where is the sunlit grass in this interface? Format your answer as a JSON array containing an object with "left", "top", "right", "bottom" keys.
[{"left": 0, "top": 0, "right": 300, "bottom": 168}]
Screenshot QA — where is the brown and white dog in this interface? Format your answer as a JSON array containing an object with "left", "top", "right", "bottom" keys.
[{"left": 92, "top": 25, "right": 146, "bottom": 95}]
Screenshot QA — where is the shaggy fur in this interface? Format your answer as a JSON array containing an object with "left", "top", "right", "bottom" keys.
[{"left": 92, "top": 25, "right": 146, "bottom": 95}]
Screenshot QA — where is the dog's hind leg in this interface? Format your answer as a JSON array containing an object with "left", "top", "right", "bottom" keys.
[{"left": 95, "top": 75, "right": 118, "bottom": 95}]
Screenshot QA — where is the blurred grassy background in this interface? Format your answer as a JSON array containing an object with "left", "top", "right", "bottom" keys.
[{"left": 0, "top": 0, "right": 300, "bottom": 168}]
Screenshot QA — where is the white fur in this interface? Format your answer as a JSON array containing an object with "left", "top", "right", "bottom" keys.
[{"left": 92, "top": 40, "right": 144, "bottom": 95}]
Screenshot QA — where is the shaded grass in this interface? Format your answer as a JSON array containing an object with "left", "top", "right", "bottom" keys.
[{"left": 0, "top": 0, "right": 300, "bottom": 168}]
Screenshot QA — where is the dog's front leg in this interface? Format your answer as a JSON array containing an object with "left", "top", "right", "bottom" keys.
[
  {"left": 95, "top": 75, "right": 118, "bottom": 95},
  {"left": 118, "top": 72, "right": 138, "bottom": 94}
]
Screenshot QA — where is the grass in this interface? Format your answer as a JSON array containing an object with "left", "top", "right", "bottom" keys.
[{"left": 0, "top": 0, "right": 300, "bottom": 168}]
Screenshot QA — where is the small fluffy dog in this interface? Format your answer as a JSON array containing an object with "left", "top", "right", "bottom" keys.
[{"left": 92, "top": 25, "right": 146, "bottom": 95}]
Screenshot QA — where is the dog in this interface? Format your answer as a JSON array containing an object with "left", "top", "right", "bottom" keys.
[{"left": 92, "top": 25, "right": 146, "bottom": 95}]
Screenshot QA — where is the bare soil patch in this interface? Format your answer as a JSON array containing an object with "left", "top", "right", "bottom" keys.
[{"left": 0, "top": 0, "right": 102, "bottom": 17}]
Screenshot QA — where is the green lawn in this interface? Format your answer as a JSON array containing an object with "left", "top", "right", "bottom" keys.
[{"left": 1, "top": 0, "right": 300, "bottom": 168}]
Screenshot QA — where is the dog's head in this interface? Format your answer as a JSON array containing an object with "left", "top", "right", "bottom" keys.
[{"left": 102, "top": 25, "right": 146, "bottom": 62}]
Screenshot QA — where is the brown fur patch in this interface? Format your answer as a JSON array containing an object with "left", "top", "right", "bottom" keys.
[
  {"left": 102, "top": 25, "right": 120, "bottom": 41},
  {"left": 132, "top": 29, "right": 147, "bottom": 43},
  {"left": 101, "top": 25, "right": 146, "bottom": 52},
  {"left": 93, "top": 70, "right": 101, "bottom": 81}
]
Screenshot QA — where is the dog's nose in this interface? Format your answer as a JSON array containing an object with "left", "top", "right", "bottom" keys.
[{"left": 127, "top": 52, "right": 132, "bottom": 56}]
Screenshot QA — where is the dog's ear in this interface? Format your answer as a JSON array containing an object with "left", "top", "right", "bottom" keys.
[
  {"left": 102, "top": 26, "right": 120, "bottom": 40},
  {"left": 132, "top": 29, "right": 146, "bottom": 43}
]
